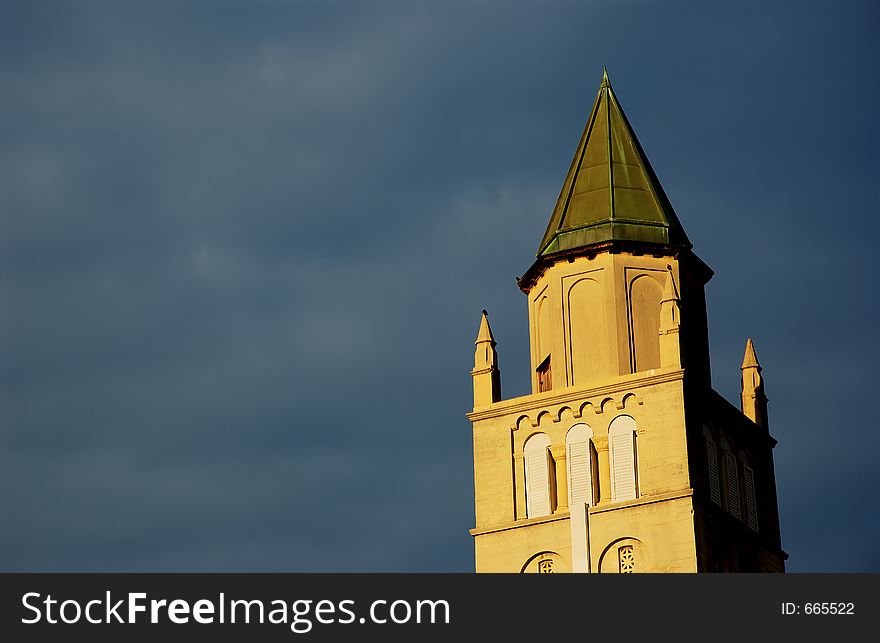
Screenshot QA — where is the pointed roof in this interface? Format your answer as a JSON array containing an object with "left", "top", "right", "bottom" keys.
[
  {"left": 742, "top": 338, "right": 761, "bottom": 370},
  {"left": 661, "top": 269, "right": 679, "bottom": 302},
  {"left": 475, "top": 309, "right": 496, "bottom": 345},
  {"left": 537, "top": 69, "right": 690, "bottom": 257}
]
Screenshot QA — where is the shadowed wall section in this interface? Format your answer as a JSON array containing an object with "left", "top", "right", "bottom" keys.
[{"left": 629, "top": 274, "right": 661, "bottom": 373}]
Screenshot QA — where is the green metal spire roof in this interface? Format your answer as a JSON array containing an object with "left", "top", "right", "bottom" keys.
[{"left": 537, "top": 69, "right": 690, "bottom": 257}]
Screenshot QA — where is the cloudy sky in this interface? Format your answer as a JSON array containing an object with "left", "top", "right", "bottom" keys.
[{"left": 2, "top": 0, "right": 877, "bottom": 572}]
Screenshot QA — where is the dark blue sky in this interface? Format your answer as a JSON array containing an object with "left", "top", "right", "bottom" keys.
[{"left": 1, "top": 0, "right": 877, "bottom": 571}]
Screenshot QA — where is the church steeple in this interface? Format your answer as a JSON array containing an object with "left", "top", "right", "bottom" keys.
[
  {"left": 537, "top": 69, "right": 690, "bottom": 257},
  {"left": 467, "top": 70, "right": 785, "bottom": 573}
]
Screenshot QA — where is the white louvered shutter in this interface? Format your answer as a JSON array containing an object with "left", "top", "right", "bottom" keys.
[
  {"left": 707, "top": 437, "right": 721, "bottom": 505},
  {"left": 744, "top": 465, "right": 758, "bottom": 532},
  {"left": 525, "top": 447, "right": 551, "bottom": 518},
  {"left": 725, "top": 451, "right": 741, "bottom": 520},
  {"left": 567, "top": 440, "right": 593, "bottom": 507},
  {"left": 610, "top": 429, "right": 636, "bottom": 502}
]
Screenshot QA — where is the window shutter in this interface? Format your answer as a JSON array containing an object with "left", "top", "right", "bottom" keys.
[
  {"left": 725, "top": 451, "right": 741, "bottom": 520},
  {"left": 744, "top": 465, "right": 758, "bottom": 532},
  {"left": 525, "top": 447, "right": 551, "bottom": 518},
  {"left": 610, "top": 429, "right": 636, "bottom": 502},
  {"left": 706, "top": 437, "right": 721, "bottom": 505},
  {"left": 567, "top": 441, "right": 593, "bottom": 506}
]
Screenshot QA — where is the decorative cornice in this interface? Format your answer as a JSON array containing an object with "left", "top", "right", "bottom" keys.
[
  {"left": 470, "top": 488, "right": 695, "bottom": 537},
  {"left": 467, "top": 368, "right": 684, "bottom": 425},
  {"left": 470, "top": 511, "right": 570, "bottom": 537},
  {"left": 587, "top": 488, "right": 693, "bottom": 515},
  {"left": 517, "top": 244, "right": 713, "bottom": 293}
]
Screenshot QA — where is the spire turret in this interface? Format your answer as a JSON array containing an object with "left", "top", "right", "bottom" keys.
[
  {"left": 472, "top": 310, "right": 501, "bottom": 408},
  {"left": 741, "top": 338, "right": 768, "bottom": 430},
  {"left": 659, "top": 270, "right": 682, "bottom": 368}
]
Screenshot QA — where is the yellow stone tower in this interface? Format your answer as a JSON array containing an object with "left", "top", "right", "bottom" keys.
[{"left": 468, "top": 70, "right": 786, "bottom": 573}]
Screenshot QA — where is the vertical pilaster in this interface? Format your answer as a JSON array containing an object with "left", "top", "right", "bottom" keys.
[
  {"left": 513, "top": 452, "right": 526, "bottom": 520},
  {"left": 593, "top": 435, "right": 611, "bottom": 504},
  {"left": 550, "top": 445, "right": 568, "bottom": 513}
]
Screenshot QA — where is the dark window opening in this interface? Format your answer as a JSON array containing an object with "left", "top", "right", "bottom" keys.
[{"left": 537, "top": 356, "right": 552, "bottom": 392}]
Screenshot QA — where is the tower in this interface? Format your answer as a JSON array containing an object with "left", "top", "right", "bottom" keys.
[{"left": 468, "top": 70, "right": 786, "bottom": 573}]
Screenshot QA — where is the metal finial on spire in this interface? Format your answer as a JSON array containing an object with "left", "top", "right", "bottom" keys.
[{"left": 600, "top": 66, "right": 610, "bottom": 88}]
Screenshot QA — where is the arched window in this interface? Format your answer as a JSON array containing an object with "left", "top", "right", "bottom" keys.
[
  {"left": 523, "top": 433, "right": 552, "bottom": 518},
  {"left": 703, "top": 425, "right": 721, "bottom": 506},
  {"left": 609, "top": 416, "right": 638, "bottom": 502},
  {"left": 566, "top": 424, "right": 594, "bottom": 508}
]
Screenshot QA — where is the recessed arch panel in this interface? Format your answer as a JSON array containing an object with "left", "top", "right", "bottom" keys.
[
  {"left": 568, "top": 277, "right": 608, "bottom": 385},
  {"left": 629, "top": 274, "right": 662, "bottom": 372}
]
